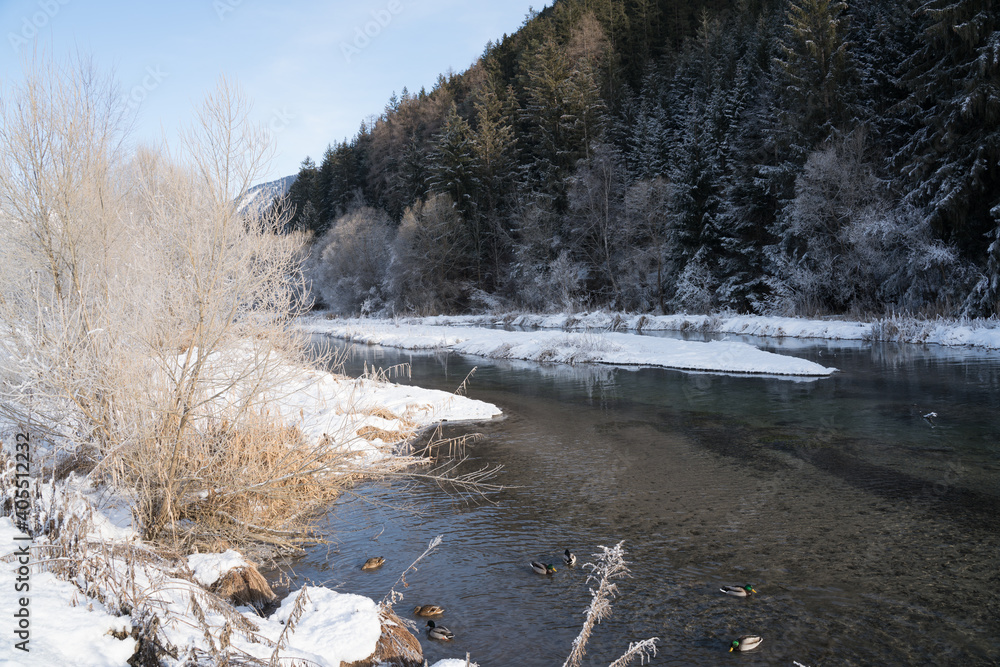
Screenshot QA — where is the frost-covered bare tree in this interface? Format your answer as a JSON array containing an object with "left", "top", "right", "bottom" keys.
[
  {"left": 0, "top": 57, "right": 322, "bottom": 548},
  {"left": 771, "top": 128, "right": 973, "bottom": 316},
  {"left": 507, "top": 198, "right": 588, "bottom": 312},
  {"left": 845, "top": 204, "right": 973, "bottom": 316},
  {"left": 622, "top": 177, "right": 674, "bottom": 312},
  {"left": 0, "top": 56, "right": 135, "bottom": 447},
  {"left": 567, "top": 142, "right": 632, "bottom": 307},
  {"left": 309, "top": 206, "right": 393, "bottom": 314},
  {"left": 387, "top": 192, "right": 472, "bottom": 314},
  {"left": 771, "top": 129, "right": 883, "bottom": 314},
  {"left": 671, "top": 250, "right": 718, "bottom": 314}
]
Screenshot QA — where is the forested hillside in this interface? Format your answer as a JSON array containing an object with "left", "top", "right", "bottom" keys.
[{"left": 281, "top": 0, "right": 999, "bottom": 318}]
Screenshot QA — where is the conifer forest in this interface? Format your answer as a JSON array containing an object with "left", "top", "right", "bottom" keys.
[{"left": 280, "top": 0, "right": 1000, "bottom": 320}]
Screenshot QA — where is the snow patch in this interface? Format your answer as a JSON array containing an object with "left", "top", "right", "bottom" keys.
[
  {"left": 301, "top": 317, "right": 837, "bottom": 377},
  {"left": 0, "top": 518, "right": 136, "bottom": 667},
  {"left": 269, "top": 587, "right": 382, "bottom": 666},
  {"left": 187, "top": 549, "right": 250, "bottom": 587}
]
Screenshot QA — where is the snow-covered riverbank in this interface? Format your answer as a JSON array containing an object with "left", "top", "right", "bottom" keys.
[
  {"left": 398, "top": 311, "right": 1000, "bottom": 349},
  {"left": 0, "top": 356, "right": 497, "bottom": 666},
  {"left": 300, "top": 315, "right": 838, "bottom": 377}
]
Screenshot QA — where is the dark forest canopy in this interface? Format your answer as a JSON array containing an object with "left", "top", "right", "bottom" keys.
[{"left": 281, "top": 0, "right": 1000, "bottom": 318}]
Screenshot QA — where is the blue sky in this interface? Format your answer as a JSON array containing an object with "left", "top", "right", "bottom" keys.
[{"left": 0, "top": 0, "right": 547, "bottom": 181}]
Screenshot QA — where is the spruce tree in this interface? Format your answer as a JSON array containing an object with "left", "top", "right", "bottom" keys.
[
  {"left": 520, "top": 33, "right": 574, "bottom": 207},
  {"left": 285, "top": 156, "right": 318, "bottom": 232},
  {"left": 774, "top": 0, "right": 855, "bottom": 151},
  {"left": 897, "top": 0, "right": 1000, "bottom": 261},
  {"left": 471, "top": 80, "right": 519, "bottom": 287}
]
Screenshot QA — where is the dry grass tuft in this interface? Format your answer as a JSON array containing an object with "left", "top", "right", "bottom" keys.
[
  {"left": 563, "top": 541, "right": 658, "bottom": 667},
  {"left": 118, "top": 412, "right": 366, "bottom": 554},
  {"left": 343, "top": 607, "right": 423, "bottom": 667},
  {"left": 211, "top": 565, "right": 276, "bottom": 611},
  {"left": 361, "top": 362, "right": 412, "bottom": 384},
  {"left": 416, "top": 426, "right": 486, "bottom": 459},
  {"left": 361, "top": 406, "right": 404, "bottom": 421},
  {"left": 268, "top": 585, "right": 311, "bottom": 663},
  {"left": 356, "top": 425, "right": 411, "bottom": 444}
]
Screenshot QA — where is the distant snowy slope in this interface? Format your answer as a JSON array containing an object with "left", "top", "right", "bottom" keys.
[{"left": 237, "top": 174, "right": 296, "bottom": 218}]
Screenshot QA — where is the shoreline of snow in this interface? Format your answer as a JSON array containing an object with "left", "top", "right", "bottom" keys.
[
  {"left": 0, "top": 352, "right": 497, "bottom": 666},
  {"left": 264, "top": 352, "right": 501, "bottom": 465},
  {"left": 0, "top": 508, "right": 473, "bottom": 667},
  {"left": 392, "top": 311, "right": 1000, "bottom": 349},
  {"left": 301, "top": 316, "right": 837, "bottom": 377}
]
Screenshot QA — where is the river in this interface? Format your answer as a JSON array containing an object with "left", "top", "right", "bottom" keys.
[{"left": 282, "top": 331, "right": 1000, "bottom": 666}]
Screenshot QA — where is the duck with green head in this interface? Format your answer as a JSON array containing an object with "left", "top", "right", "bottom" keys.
[
  {"left": 426, "top": 620, "right": 455, "bottom": 641},
  {"left": 729, "top": 635, "right": 763, "bottom": 652},
  {"left": 720, "top": 584, "right": 756, "bottom": 597},
  {"left": 531, "top": 561, "right": 557, "bottom": 575}
]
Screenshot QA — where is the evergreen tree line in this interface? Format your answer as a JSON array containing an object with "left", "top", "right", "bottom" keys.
[{"left": 280, "top": 0, "right": 1000, "bottom": 318}]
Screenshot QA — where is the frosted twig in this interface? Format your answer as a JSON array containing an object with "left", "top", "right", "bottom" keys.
[
  {"left": 562, "top": 541, "right": 658, "bottom": 667},
  {"left": 381, "top": 534, "right": 444, "bottom": 607}
]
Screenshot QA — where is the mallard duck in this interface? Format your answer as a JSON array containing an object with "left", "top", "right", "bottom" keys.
[
  {"left": 563, "top": 549, "right": 577, "bottom": 566},
  {"left": 720, "top": 584, "right": 756, "bottom": 597},
  {"left": 361, "top": 556, "right": 385, "bottom": 571},
  {"left": 413, "top": 605, "right": 445, "bottom": 617},
  {"left": 426, "top": 620, "right": 454, "bottom": 641},
  {"left": 729, "top": 635, "right": 763, "bottom": 652},
  {"left": 531, "top": 561, "right": 557, "bottom": 574}
]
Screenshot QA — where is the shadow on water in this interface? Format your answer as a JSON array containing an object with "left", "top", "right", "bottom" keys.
[{"left": 271, "top": 334, "right": 1000, "bottom": 666}]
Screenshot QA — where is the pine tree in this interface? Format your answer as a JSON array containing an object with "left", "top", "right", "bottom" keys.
[
  {"left": 326, "top": 139, "right": 367, "bottom": 217},
  {"left": 974, "top": 221, "right": 1000, "bottom": 315},
  {"left": 312, "top": 144, "right": 337, "bottom": 232},
  {"left": 628, "top": 68, "right": 672, "bottom": 179},
  {"left": 428, "top": 103, "right": 477, "bottom": 219},
  {"left": 561, "top": 12, "right": 610, "bottom": 163},
  {"left": 661, "top": 14, "right": 743, "bottom": 310},
  {"left": 427, "top": 103, "right": 487, "bottom": 287},
  {"left": 849, "top": 0, "right": 916, "bottom": 151},
  {"left": 713, "top": 11, "right": 784, "bottom": 312}
]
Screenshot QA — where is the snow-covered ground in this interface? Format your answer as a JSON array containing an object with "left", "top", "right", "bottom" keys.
[
  {"left": 397, "top": 311, "right": 1000, "bottom": 349},
  {"left": 300, "top": 316, "right": 838, "bottom": 377},
  {"left": 1, "top": 511, "right": 473, "bottom": 666},
  {"left": 0, "top": 354, "right": 497, "bottom": 666},
  {"left": 262, "top": 350, "right": 501, "bottom": 461},
  {"left": 8, "top": 309, "right": 995, "bottom": 666},
  {"left": 298, "top": 311, "right": 1000, "bottom": 381}
]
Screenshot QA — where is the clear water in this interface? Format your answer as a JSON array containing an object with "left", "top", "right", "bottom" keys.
[{"left": 277, "top": 332, "right": 1000, "bottom": 666}]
